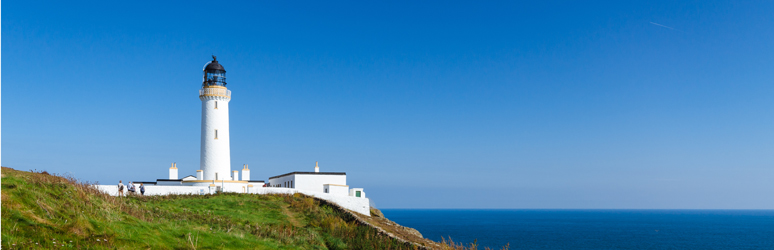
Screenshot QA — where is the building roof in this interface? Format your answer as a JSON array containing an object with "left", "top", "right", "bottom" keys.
[
  {"left": 204, "top": 56, "right": 225, "bottom": 72},
  {"left": 268, "top": 172, "right": 346, "bottom": 180}
]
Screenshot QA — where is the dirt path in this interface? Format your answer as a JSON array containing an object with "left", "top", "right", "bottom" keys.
[{"left": 281, "top": 205, "right": 303, "bottom": 227}]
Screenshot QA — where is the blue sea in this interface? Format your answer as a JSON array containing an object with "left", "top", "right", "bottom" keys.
[{"left": 380, "top": 209, "right": 774, "bottom": 250}]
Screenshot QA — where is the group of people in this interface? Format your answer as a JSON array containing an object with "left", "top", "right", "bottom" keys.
[{"left": 117, "top": 180, "right": 145, "bottom": 196}]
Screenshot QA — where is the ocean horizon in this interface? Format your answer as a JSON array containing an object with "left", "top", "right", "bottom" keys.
[{"left": 381, "top": 209, "right": 774, "bottom": 250}]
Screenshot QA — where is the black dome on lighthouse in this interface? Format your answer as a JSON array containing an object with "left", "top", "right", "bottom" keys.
[{"left": 204, "top": 56, "right": 226, "bottom": 72}]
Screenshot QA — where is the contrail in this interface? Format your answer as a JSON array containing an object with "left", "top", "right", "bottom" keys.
[{"left": 649, "top": 22, "right": 678, "bottom": 31}]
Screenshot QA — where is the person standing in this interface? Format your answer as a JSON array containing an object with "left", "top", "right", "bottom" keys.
[
  {"left": 118, "top": 180, "right": 125, "bottom": 197},
  {"left": 128, "top": 182, "right": 136, "bottom": 195},
  {"left": 140, "top": 183, "right": 145, "bottom": 195}
]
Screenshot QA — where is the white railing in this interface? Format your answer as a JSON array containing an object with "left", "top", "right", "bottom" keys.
[{"left": 199, "top": 88, "right": 231, "bottom": 97}]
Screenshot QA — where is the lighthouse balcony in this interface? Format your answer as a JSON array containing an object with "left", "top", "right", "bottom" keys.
[{"left": 199, "top": 88, "right": 231, "bottom": 98}]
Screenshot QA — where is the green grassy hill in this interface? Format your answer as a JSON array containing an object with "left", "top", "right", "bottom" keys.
[{"left": 2, "top": 167, "right": 460, "bottom": 249}]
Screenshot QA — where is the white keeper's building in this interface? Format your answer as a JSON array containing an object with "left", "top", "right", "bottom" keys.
[{"left": 96, "top": 56, "right": 370, "bottom": 216}]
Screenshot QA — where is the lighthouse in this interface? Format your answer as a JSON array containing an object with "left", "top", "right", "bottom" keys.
[
  {"left": 199, "top": 56, "right": 232, "bottom": 180},
  {"left": 96, "top": 55, "right": 371, "bottom": 216}
]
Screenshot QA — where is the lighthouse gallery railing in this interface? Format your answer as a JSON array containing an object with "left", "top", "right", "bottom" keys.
[{"left": 199, "top": 88, "right": 231, "bottom": 98}]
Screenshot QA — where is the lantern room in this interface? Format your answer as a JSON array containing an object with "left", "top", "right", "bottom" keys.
[{"left": 203, "top": 55, "right": 227, "bottom": 87}]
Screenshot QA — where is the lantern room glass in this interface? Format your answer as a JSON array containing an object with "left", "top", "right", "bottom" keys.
[{"left": 203, "top": 70, "right": 227, "bottom": 87}]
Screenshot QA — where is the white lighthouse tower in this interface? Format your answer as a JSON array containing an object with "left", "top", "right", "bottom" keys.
[{"left": 199, "top": 56, "right": 232, "bottom": 180}]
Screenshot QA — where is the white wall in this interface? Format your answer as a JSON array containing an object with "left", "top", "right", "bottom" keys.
[
  {"left": 248, "top": 187, "right": 297, "bottom": 195},
  {"left": 349, "top": 188, "right": 366, "bottom": 198},
  {"left": 251, "top": 188, "right": 369, "bottom": 215},
  {"left": 268, "top": 175, "right": 296, "bottom": 188},
  {"left": 95, "top": 185, "right": 209, "bottom": 196},
  {"left": 169, "top": 168, "right": 178, "bottom": 179},
  {"left": 199, "top": 93, "right": 231, "bottom": 181},
  {"left": 296, "top": 174, "right": 346, "bottom": 193},
  {"left": 298, "top": 190, "right": 370, "bottom": 216},
  {"left": 324, "top": 184, "right": 349, "bottom": 196},
  {"left": 269, "top": 173, "right": 346, "bottom": 193},
  {"left": 242, "top": 169, "right": 250, "bottom": 181},
  {"left": 93, "top": 184, "right": 370, "bottom": 216}
]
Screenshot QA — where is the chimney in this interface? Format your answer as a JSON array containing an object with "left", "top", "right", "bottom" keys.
[
  {"left": 241, "top": 164, "right": 251, "bottom": 181},
  {"left": 196, "top": 170, "right": 203, "bottom": 180},
  {"left": 232, "top": 170, "right": 239, "bottom": 181},
  {"left": 169, "top": 163, "right": 179, "bottom": 179},
  {"left": 315, "top": 161, "right": 319, "bottom": 173}
]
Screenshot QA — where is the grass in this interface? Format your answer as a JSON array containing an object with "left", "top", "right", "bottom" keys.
[
  {"left": 2, "top": 167, "right": 509, "bottom": 249},
  {"left": 1, "top": 167, "right": 425, "bottom": 249}
]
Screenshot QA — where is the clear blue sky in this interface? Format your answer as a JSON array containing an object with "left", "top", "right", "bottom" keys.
[{"left": 3, "top": 1, "right": 774, "bottom": 208}]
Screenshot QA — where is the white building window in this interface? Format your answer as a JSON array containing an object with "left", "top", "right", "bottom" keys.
[
  {"left": 215, "top": 129, "right": 218, "bottom": 139},
  {"left": 215, "top": 101, "right": 218, "bottom": 109}
]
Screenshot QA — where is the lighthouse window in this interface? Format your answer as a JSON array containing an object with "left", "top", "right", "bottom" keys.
[
  {"left": 215, "top": 129, "right": 218, "bottom": 139},
  {"left": 214, "top": 101, "right": 218, "bottom": 109}
]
